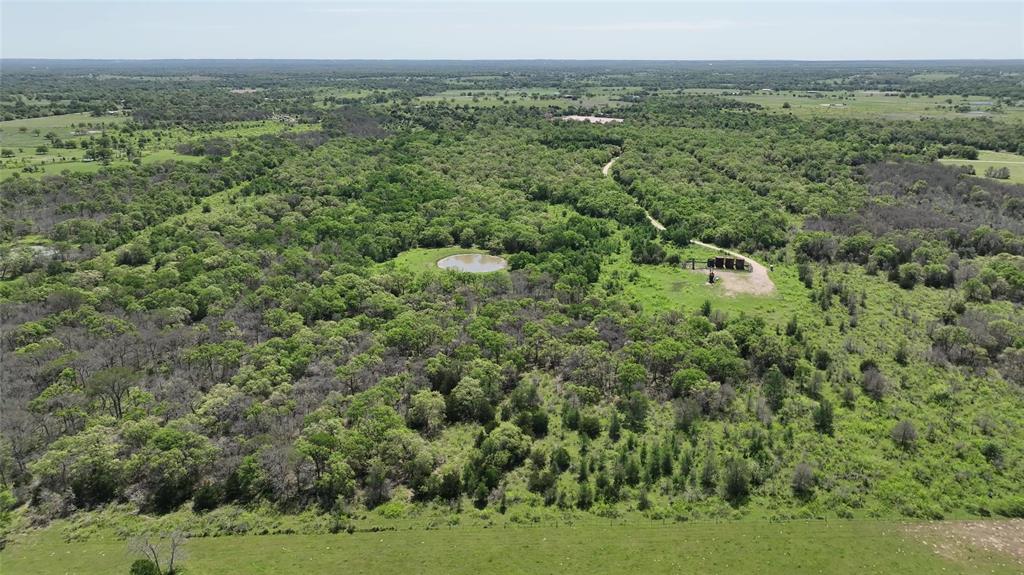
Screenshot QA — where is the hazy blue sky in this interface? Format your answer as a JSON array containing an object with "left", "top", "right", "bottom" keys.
[{"left": 2, "top": 1, "right": 1022, "bottom": 60}]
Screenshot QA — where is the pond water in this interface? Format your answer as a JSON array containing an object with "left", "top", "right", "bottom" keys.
[{"left": 437, "top": 253, "right": 508, "bottom": 273}]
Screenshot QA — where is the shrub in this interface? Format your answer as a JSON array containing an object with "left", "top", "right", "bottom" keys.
[
  {"left": 842, "top": 384, "right": 857, "bottom": 408},
  {"left": 797, "top": 262, "right": 814, "bottom": 288},
  {"left": 192, "top": 483, "right": 222, "bottom": 514},
  {"left": 791, "top": 463, "right": 816, "bottom": 498},
  {"left": 129, "top": 559, "right": 161, "bottom": 575},
  {"left": 897, "top": 263, "right": 923, "bottom": 289},
  {"left": 637, "top": 488, "right": 651, "bottom": 511},
  {"left": 813, "top": 349, "right": 831, "bottom": 370},
  {"left": 673, "top": 398, "right": 701, "bottom": 433},
  {"left": 891, "top": 420, "right": 918, "bottom": 451},
  {"left": 813, "top": 399, "right": 834, "bottom": 435},
  {"left": 984, "top": 166, "right": 1010, "bottom": 179},
  {"left": 992, "top": 496, "right": 1024, "bottom": 518},
  {"left": 577, "top": 481, "right": 593, "bottom": 510},
  {"left": 861, "top": 368, "right": 887, "bottom": 401},
  {"left": 117, "top": 243, "right": 152, "bottom": 266},
  {"left": 763, "top": 366, "right": 787, "bottom": 410},
  {"left": 617, "top": 391, "right": 649, "bottom": 432},
  {"left": 549, "top": 446, "right": 571, "bottom": 473},
  {"left": 376, "top": 500, "right": 409, "bottom": 519},
  {"left": 561, "top": 404, "right": 580, "bottom": 430},
  {"left": 894, "top": 342, "right": 909, "bottom": 365},
  {"left": 578, "top": 413, "right": 601, "bottom": 439},
  {"left": 722, "top": 457, "right": 750, "bottom": 503},
  {"left": 692, "top": 454, "right": 714, "bottom": 488},
  {"left": 608, "top": 411, "right": 621, "bottom": 441}
]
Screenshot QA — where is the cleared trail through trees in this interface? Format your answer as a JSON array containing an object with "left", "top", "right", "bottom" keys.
[
  {"left": 601, "top": 155, "right": 618, "bottom": 176},
  {"left": 602, "top": 153, "right": 775, "bottom": 295}
]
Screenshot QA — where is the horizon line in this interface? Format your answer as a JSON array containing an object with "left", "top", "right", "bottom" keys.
[{"left": 3, "top": 57, "right": 1023, "bottom": 63}]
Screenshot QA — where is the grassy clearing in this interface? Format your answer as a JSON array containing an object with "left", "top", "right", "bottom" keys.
[
  {"left": 599, "top": 241, "right": 803, "bottom": 324},
  {"left": 0, "top": 113, "right": 127, "bottom": 174},
  {"left": 939, "top": 150, "right": 1024, "bottom": 184},
  {"left": 3, "top": 520, "right": 1020, "bottom": 575},
  {"left": 386, "top": 246, "right": 496, "bottom": 273},
  {"left": 153, "top": 120, "right": 319, "bottom": 149},
  {"left": 0, "top": 149, "right": 202, "bottom": 179},
  {"left": 312, "top": 87, "right": 393, "bottom": 106},
  {"left": 685, "top": 90, "right": 1024, "bottom": 122},
  {"left": 0, "top": 111, "right": 126, "bottom": 135},
  {"left": 599, "top": 236, "right": 961, "bottom": 379},
  {"left": 0, "top": 116, "right": 312, "bottom": 179}
]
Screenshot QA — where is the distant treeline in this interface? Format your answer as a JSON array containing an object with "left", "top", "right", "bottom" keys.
[{"left": 2, "top": 60, "right": 1022, "bottom": 121}]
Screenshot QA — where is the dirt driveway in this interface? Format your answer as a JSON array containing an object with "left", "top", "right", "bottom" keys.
[
  {"left": 603, "top": 153, "right": 775, "bottom": 296},
  {"left": 690, "top": 239, "right": 776, "bottom": 296}
]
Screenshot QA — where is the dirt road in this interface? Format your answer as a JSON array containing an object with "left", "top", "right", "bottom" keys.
[
  {"left": 601, "top": 156, "right": 618, "bottom": 176},
  {"left": 603, "top": 153, "right": 775, "bottom": 295}
]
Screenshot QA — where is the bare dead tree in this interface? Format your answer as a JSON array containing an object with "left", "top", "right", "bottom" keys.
[{"left": 129, "top": 530, "right": 188, "bottom": 574}]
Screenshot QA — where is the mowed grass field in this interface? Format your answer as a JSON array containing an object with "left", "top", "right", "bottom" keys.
[
  {"left": 3, "top": 520, "right": 1021, "bottom": 575},
  {"left": 938, "top": 150, "right": 1024, "bottom": 184}
]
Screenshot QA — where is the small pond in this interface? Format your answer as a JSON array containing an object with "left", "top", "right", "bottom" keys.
[{"left": 437, "top": 253, "right": 508, "bottom": 273}]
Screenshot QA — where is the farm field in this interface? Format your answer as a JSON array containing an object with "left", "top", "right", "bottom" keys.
[
  {"left": 938, "top": 150, "right": 1024, "bottom": 184},
  {"left": 3, "top": 520, "right": 1023, "bottom": 575}
]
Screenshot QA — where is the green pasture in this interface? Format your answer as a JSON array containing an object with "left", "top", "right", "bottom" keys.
[
  {"left": 151, "top": 120, "right": 318, "bottom": 149},
  {"left": 0, "top": 115, "right": 314, "bottom": 179},
  {"left": 0, "top": 111, "right": 126, "bottom": 139},
  {"left": 939, "top": 150, "right": 1024, "bottom": 184},
  {"left": 0, "top": 149, "right": 202, "bottom": 180},
  {"left": 312, "top": 87, "right": 393, "bottom": 106},
  {"left": 2, "top": 519, "right": 1019, "bottom": 575},
  {"left": 599, "top": 241, "right": 800, "bottom": 321}
]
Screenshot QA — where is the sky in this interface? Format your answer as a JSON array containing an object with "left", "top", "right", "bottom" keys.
[{"left": 2, "top": 1, "right": 1022, "bottom": 60}]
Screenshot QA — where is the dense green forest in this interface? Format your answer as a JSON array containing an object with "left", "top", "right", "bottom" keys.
[{"left": 2, "top": 62, "right": 1024, "bottom": 554}]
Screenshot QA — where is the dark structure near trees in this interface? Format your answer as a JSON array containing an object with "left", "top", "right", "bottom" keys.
[{"left": 707, "top": 257, "right": 747, "bottom": 271}]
